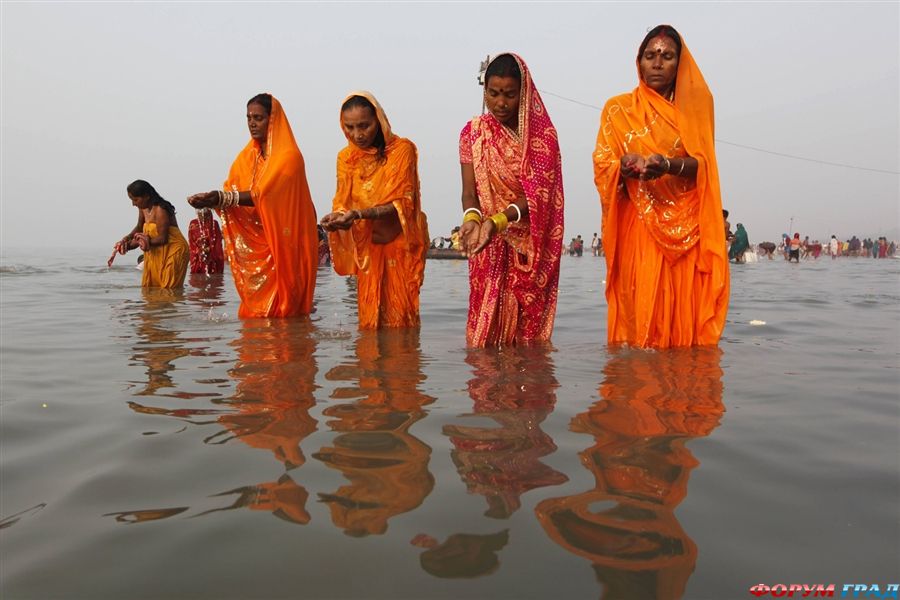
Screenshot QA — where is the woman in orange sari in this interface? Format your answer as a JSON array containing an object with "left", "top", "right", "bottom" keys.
[
  {"left": 188, "top": 93, "right": 317, "bottom": 317},
  {"left": 320, "top": 92, "right": 429, "bottom": 329},
  {"left": 593, "top": 26, "right": 729, "bottom": 348},
  {"left": 110, "top": 179, "right": 189, "bottom": 288},
  {"left": 458, "top": 53, "right": 565, "bottom": 347}
]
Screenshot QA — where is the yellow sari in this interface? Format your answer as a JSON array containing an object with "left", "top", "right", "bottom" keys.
[{"left": 141, "top": 222, "right": 188, "bottom": 288}]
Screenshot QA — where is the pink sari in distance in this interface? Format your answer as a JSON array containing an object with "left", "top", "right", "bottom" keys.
[{"left": 459, "top": 53, "right": 565, "bottom": 347}]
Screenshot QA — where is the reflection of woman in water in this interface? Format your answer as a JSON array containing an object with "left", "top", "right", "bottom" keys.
[
  {"left": 411, "top": 530, "right": 510, "bottom": 579},
  {"left": 444, "top": 346, "right": 567, "bottom": 519},
  {"left": 315, "top": 329, "right": 435, "bottom": 536},
  {"left": 122, "top": 319, "right": 320, "bottom": 525},
  {"left": 128, "top": 289, "right": 191, "bottom": 396},
  {"left": 202, "top": 319, "right": 320, "bottom": 524},
  {"left": 535, "top": 347, "right": 724, "bottom": 600}
]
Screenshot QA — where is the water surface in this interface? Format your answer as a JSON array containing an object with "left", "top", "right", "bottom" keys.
[{"left": 1, "top": 248, "right": 897, "bottom": 599}]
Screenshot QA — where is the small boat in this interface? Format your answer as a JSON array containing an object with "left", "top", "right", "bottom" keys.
[{"left": 427, "top": 248, "right": 466, "bottom": 260}]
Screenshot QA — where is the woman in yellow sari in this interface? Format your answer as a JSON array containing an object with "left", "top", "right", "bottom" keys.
[
  {"left": 593, "top": 25, "right": 729, "bottom": 348},
  {"left": 320, "top": 92, "right": 429, "bottom": 329},
  {"left": 188, "top": 93, "right": 318, "bottom": 317},
  {"left": 110, "top": 180, "right": 188, "bottom": 288}
]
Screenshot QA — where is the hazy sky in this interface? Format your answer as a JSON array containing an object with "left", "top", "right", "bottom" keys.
[{"left": 2, "top": 2, "right": 898, "bottom": 250}]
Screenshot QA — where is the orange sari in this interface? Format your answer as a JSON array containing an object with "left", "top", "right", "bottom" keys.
[
  {"left": 328, "top": 91, "right": 429, "bottom": 329},
  {"left": 593, "top": 36, "right": 729, "bottom": 348},
  {"left": 218, "top": 95, "right": 318, "bottom": 317}
]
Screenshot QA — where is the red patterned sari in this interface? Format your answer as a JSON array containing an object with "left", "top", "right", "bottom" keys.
[{"left": 459, "top": 54, "right": 565, "bottom": 347}]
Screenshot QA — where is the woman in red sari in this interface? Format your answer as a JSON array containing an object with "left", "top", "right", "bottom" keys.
[
  {"left": 593, "top": 26, "right": 729, "bottom": 348},
  {"left": 188, "top": 93, "right": 318, "bottom": 317},
  {"left": 188, "top": 209, "right": 225, "bottom": 275},
  {"left": 458, "top": 53, "right": 565, "bottom": 347}
]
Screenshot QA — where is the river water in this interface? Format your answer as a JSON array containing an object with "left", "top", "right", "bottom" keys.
[{"left": 1, "top": 248, "right": 897, "bottom": 599}]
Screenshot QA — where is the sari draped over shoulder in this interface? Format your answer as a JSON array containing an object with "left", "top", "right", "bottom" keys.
[
  {"left": 593, "top": 35, "right": 729, "bottom": 348},
  {"left": 459, "top": 54, "right": 565, "bottom": 347},
  {"left": 329, "top": 91, "right": 430, "bottom": 329},
  {"left": 141, "top": 221, "right": 189, "bottom": 288},
  {"left": 218, "top": 96, "right": 318, "bottom": 318}
]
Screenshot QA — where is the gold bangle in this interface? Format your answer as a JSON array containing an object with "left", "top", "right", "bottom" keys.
[
  {"left": 463, "top": 211, "right": 482, "bottom": 225},
  {"left": 489, "top": 212, "right": 509, "bottom": 233}
]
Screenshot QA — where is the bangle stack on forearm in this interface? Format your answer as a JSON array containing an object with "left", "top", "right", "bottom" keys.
[
  {"left": 218, "top": 190, "right": 240, "bottom": 208},
  {"left": 489, "top": 212, "right": 509, "bottom": 233}
]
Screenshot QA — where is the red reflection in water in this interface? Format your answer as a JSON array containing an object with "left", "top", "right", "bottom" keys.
[{"left": 444, "top": 346, "right": 568, "bottom": 519}]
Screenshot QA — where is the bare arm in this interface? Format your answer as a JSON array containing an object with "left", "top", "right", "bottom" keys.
[
  {"left": 459, "top": 163, "right": 481, "bottom": 256},
  {"left": 118, "top": 209, "right": 146, "bottom": 250}
]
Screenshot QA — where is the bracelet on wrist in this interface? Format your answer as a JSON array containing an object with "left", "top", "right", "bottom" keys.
[
  {"left": 463, "top": 211, "right": 482, "bottom": 225},
  {"left": 506, "top": 203, "right": 522, "bottom": 223},
  {"left": 489, "top": 212, "right": 509, "bottom": 233}
]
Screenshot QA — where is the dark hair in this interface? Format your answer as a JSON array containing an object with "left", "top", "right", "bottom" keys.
[
  {"left": 127, "top": 180, "right": 176, "bottom": 217},
  {"left": 340, "top": 95, "right": 386, "bottom": 161},
  {"left": 247, "top": 93, "right": 273, "bottom": 115},
  {"left": 484, "top": 54, "right": 521, "bottom": 85},
  {"left": 638, "top": 25, "right": 682, "bottom": 61}
]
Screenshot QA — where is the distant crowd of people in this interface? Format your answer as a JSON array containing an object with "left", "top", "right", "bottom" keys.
[{"left": 752, "top": 234, "right": 897, "bottom": 261}]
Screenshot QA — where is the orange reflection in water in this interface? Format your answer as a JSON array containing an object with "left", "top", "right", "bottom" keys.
[
  {"left": 444, "top": 346, "right": 568, "bottom": 519},
  {"left": 119, "top": 317, "right": 319, "bottom": 525},
  {"left": 315, "top": 329, "right": 435, "bottom": 537},
  {"left": 535, "top": 346, "right": 724, "bottom": 600},
  {"left": 204, "top": 319, "right": 319, "bottom": 522}
]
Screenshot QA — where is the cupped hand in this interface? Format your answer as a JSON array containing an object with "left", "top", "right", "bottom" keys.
[
  {"left": 133, "top": 233, "right": 150, "bottom": 251},
  {"left": 643, "top": 154, "right": 669, "bottom": 180},
  {"left": 320, "top": 211, "right": 356, "bottom": 231},
  {"left": 469, "top": 219, "right": 497, "bottom": 256},
  {"left": 459, "top": 220, "right": 481, "bottom": 257},
  {"left": 620, "top": 154, "right": 646, "bottom": 179},
  {"left": 187, "top": 191, "right": 218, "bottom": 209}
]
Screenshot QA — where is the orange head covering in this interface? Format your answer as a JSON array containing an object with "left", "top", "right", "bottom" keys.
[{"left": 340, "top": 90, "right": 395, "bottom": 146}]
